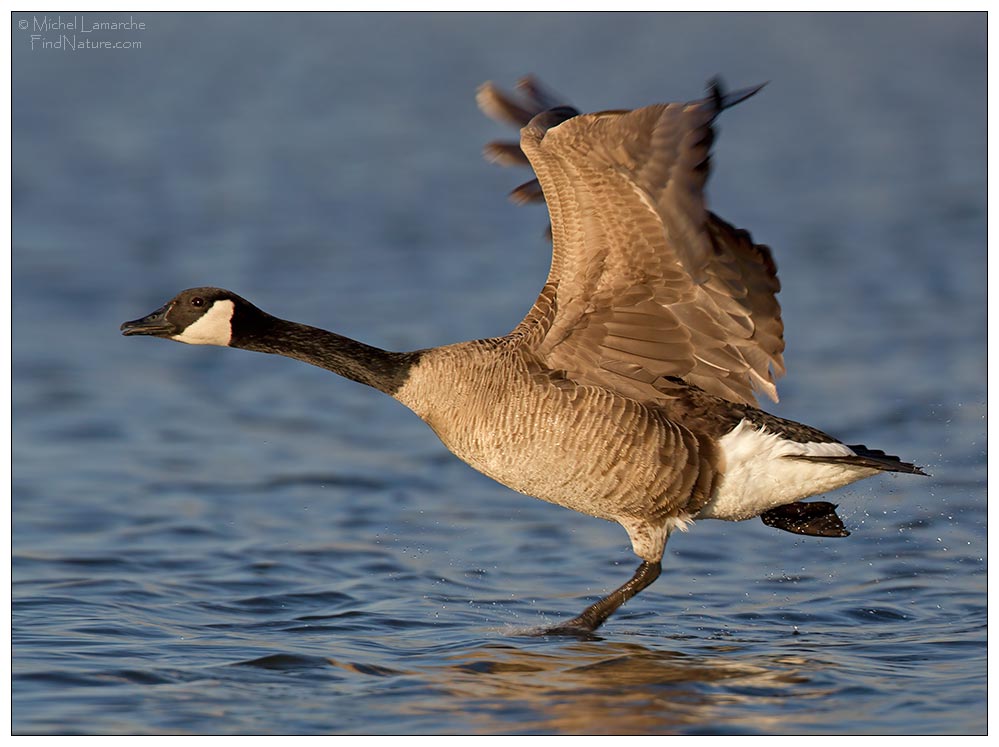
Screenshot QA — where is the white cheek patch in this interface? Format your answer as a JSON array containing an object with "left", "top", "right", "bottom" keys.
[{"left": 172, "top": 299, "right": 235, "bottom": 346}]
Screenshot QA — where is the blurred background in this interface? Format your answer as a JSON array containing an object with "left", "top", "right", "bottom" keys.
[{"left": 12, "top": 13, "right": 986, "bottom": 735}]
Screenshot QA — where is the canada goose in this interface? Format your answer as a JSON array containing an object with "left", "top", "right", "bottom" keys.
[{"left": 122, "top": 77, "right": 925, "bottom": 636}]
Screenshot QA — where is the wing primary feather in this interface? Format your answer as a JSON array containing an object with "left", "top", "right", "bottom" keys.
[
  {"left": 510, "top": 178, "right": 545, "bottom": 205},
  {"left": 516, "top": 75, "right": 569, "bottom": 112},
  {"left": 483, "top": 141, "right": 530, "bottom": 166},
  {"left": 706, "top": 77, "right": 768, "bottom": 114},
  {"left": 476, "top": 81, "right": 536, "bottom": 127},
  {"left": 526, "top": 107, "right": 580, "bottom": 138}
]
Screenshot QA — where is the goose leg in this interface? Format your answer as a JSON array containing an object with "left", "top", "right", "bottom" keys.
[{"left": 541, "top": 560, "right": 662, "bottom": 637}]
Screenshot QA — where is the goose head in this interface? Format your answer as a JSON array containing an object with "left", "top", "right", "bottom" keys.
[
  {"left": 120, "top": 287, "right": 263, "bottom": 346},
  {"left": 121, "top": 287, "right": 417, "bottom": 394}
]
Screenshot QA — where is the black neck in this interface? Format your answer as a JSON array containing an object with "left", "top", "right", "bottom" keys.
[{"left": 234, "top": 316, "right": 420, "bottom": 396}]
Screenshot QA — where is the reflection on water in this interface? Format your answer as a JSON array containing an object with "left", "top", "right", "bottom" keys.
[
  {"left": 233, "top": 639, "right": 845, "bottom": 734},
  {"left": 429, "top": 643, "right": 816, "bottom": 733}
]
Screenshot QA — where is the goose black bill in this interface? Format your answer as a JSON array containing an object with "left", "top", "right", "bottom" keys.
[{"left": 120, "top": 305, "right": 175, "bottom": 337}]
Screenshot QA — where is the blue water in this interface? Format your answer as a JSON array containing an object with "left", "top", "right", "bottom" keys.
[{"left": 12, "top": 13, "right": 986, "bottom": 735}]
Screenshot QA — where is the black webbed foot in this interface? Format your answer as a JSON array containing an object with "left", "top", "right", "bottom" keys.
[{"left": 761, "top": 501, "right": 850, "bottom": 537}]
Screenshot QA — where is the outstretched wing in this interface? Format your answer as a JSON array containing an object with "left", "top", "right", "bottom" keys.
[{"left": 479, "top": 78, "right": 785, "bottom": 406}]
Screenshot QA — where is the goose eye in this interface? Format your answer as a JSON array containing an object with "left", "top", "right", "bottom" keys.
[{"left": 191, "top": 297, "right": 205, "bottom": 308}]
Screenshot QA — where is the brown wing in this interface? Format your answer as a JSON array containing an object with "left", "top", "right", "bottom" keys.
[{"left": 482, "top": 79, "right": 784, "bottom": 406}]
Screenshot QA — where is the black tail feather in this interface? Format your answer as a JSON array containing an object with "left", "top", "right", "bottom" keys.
[{"left": 789, "top": 445, "right": 928, "bottom": 476}]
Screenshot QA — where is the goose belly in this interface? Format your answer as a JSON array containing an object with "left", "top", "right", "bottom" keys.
[
  {"left": 423, "top": 384, "right": 685, "bottom": 523},
  {"left": 698, "top": 419, "right": 878, "bottom": 521}
]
